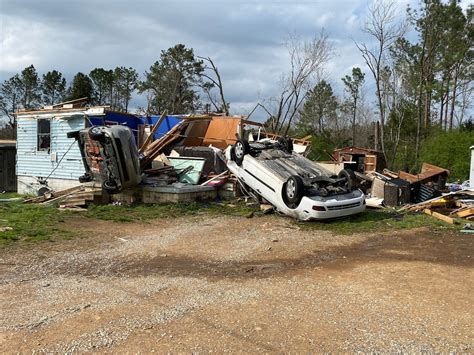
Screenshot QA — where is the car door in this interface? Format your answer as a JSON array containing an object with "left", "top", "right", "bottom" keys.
[{"left": 242, "top": 156, "right": 283, "bottom": 205}]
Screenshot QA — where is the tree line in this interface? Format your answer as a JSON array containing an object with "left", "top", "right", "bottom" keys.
[
  {"left": 0, "top": 43, "right": 227, "bottom": 129},
  {"left": 264, "top": 0, "right": 472, "bottom": 179}
]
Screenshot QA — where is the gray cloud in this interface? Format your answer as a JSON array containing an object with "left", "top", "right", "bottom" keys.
[{"left": 0, "top": 0, "right": 414, "bottom": 118}]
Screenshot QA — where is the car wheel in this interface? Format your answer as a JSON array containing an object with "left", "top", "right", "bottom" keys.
[
  {"left": 338, "top": 169, "right": 356, "bottom": 190},
  {"left": 278, "top": 137, "right": 293, "bottom": 154},
  {"left": 79, "top": 173, "right": 92, "bottom": 183},
  {"left": 283, "top": 175, "right": 304, "bottom": 205},
  {"left": 102, "top": 179, "right": 119, "bottom": 194},
  {"left": 89, "top": 126, "right": 106, "bottom": 142},
  {"left": 233, "top": 139, "right": 250, "bottom": 166}
]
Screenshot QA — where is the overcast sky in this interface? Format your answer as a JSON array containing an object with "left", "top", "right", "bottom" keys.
[{"left": 0, "top": 0, "right": 469, "bottom": 119}]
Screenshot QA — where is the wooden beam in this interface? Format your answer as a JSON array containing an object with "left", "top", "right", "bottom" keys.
[
  {"left": 424, "top": 209, "right": 455, "bottom": 224},
  {"left": 139, "top": 111, "right": 167, "bottom": 153},
  {"left": 457, "top": 208, "right": 474, "bottom": 218}
]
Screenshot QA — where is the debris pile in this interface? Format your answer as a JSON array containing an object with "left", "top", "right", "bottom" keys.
[
  {"left": 19, "top": 107, "right": 472, "bottom": 227},
  {"left": 24, "top": 184, "right": 106, "bottom": 209}
]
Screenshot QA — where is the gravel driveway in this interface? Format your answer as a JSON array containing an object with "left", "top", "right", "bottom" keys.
[{"left": 1, "top": 214, "right": 472, "bottom": 352}]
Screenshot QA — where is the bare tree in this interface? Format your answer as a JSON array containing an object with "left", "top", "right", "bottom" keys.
[
  {"left": 356, "top": 0, "right": 407, "bottom": 157},
  {"left": 198, "top": 56, "right": 229, "bottom": 115},
  {"left": 454, "top": 77, "right": 474, "bottom": 127},
  {"left": 268, "top": 30, "right": 333, "bottom": 135}
]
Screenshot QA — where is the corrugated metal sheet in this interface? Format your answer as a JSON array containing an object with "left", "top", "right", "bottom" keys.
[{"left": 16, "top": 115, "right": 85, "bottom": 180}]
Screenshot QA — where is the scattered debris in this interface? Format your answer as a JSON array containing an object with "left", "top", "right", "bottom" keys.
[{"left": 424, "top": 209, "right": 456, "bottom": 225}]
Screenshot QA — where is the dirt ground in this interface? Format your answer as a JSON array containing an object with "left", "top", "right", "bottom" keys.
[{"left": 0, "top": 214, "right": 472, "bottom": 352}]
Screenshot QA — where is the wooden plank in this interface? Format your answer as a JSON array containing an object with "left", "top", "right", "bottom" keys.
[
  {"left": 457, "top": 208, "right": 474, "bottom": 218},
  {"left": 139, "top": 111, "right": 167, "bottom": 153},
  {"left": 41, "top": 187, "right": 86, "bottom": 205},
  {"left": 25, "top": 185, "right": 84, "bottom": 203},
  {"left": 424, "top": 209, "right": 455, "bottom": 224}
]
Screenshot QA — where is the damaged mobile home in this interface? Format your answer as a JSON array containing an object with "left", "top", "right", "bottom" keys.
[
  {"left": 15, "top": 99, "right": 142, "bottom": 195},
  {"left": 19, "top": 102, "right": 367, "bottom": 220}
]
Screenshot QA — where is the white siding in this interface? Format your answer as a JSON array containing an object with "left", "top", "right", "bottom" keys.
[{"left": 16, "top": 115, "right": 85, "bottom": 180}]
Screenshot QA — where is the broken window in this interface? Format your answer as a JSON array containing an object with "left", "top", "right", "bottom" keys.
[{"left": 37, "top": 119, "right": 51, "bottom": 151}]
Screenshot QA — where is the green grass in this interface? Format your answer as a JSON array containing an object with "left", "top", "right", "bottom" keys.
[
  {"left": 0, "top": 202, "right": 74, "bottom": 245},
  {"left": 86, "top": 201, "right": 259, "bottom": 223},
  {"left": 0, "top": 200, "right": 259, "bottom": 245},
  {"left": 0, "top": 192, "right": 28, "bottom": 199},
  {"left": 1, "top": 200, "right": 461, "bottom": 246},
  {"left": 296, "top": 209, "right": 460, "bottom": 234}
]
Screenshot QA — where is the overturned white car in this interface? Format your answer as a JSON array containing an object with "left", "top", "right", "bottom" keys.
[{"left": 226, "top": 138, "right": 365, "bottom": 220}]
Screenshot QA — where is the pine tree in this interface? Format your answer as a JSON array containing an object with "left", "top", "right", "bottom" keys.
[
  {"left": 90, "top": 68, "right": 114, "bottom": 105},
  {"left": 342, "top": 67, "right": 365, "bottom": 146},
  {"left": 139, "top": 44, "right": 205, "bottom": 114},
  {"left": 296, "top": 80, "right": 338, "bottom": 135},
  {"left": 41, "top": 70, "right": 66, "bottom": 105},
  {"left": 67, "top": 72, "right": 93, "bottom": 101}
]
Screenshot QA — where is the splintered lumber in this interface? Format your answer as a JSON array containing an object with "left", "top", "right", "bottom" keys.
[
  {"left": 457, "top": 208, "right": 474, "bottom": 218},
  {"left": 424, "top": 209, "right": 455, "bottom": 224},
  {"left": 141, "top": 121, "right": 187, "bottom": 166},
  {"left": 25, "top": 185, "right": 84, "bottom": 203},
  {"left": 139, "top": 111, "right": 167, "bottom": 153},
  {"left": 41, "top": 186, "right": 86, "bottom": 205},
  {"left": 200, "top": 170, "right": 229, "bottom": 186}
]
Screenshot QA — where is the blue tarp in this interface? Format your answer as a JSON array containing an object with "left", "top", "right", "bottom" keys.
[
  {"left": 87, "top": 112, "right": 182, "bottom": 143},
  {"left": 89, "top": 111, "right": 143, "bottom": 141},
  {"left": 141, "top": 115, "right": 182, "bottom": 140}
]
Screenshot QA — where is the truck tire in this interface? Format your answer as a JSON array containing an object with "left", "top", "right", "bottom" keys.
[
  {"left": 89, "top": 126, "right": 106, "bottom": 142},
  {"left": 102, "top": 179, "right": 119, "bottom": 194},
  {"left": 283, "top": 175, "right": 305, "bottom": 206},
  {"left": 233, "top": 139, "right": 250, "bottom": 166}
]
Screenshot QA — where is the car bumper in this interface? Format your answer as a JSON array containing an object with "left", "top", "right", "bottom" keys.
[{"left": 295, "top": 192, "right": 366, "bottom": 220}]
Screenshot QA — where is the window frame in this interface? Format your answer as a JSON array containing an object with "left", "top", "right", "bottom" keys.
[{"left": 37, "top": 118, "right": 51, "bottom": 152}]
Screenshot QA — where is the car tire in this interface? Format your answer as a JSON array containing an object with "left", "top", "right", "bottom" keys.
[
  {"left": 278, "top": 137, "right": 293, "bottom": 154},
  {"left": 233, "top": 139, "right": 250, "bottom": 166},
  {"left": 338, "top": 168, "right": 356, "bottom": 190},
  {"left": 283, "top": 175, "right": 304, "bottom": 206},
  {"left": 79, "top": 173, "right": 92, "bottom": 183},
  {"left": 89, "top": 126, "right": 106, "bottom": 142},
  {"left": 102, "top": 179, "right": 119, "bottom": 194}
]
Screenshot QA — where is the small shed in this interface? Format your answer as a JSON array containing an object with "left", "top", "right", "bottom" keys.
[
  {"left": 15, "top": 104, "right": 142, "bottom": 195},
  {"left": 0, "top": 140, "right": 16, "bottom": 192},
  {"left": 332, "top": 146, "right": 386, "bottom": 173}
]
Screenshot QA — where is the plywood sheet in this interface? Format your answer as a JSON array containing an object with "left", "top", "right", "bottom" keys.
[{"left": 202, "top": 117, "right": 240, "bottom": 149}]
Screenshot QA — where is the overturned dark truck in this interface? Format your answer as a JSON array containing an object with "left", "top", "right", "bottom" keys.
[{"left": 67, "top": 126, "right": 141, "bottom": 194}]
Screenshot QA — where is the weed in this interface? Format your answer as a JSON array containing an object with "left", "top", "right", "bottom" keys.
[{"left": 296, "top": 209, "right": 459, "bottom": 234}]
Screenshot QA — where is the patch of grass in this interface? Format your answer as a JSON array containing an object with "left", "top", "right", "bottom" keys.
[
  {"left": 297, "top": 209, "right": 460, "bottom": 234},
  {"left": 86, "top": 201, "right": 259, "bottom": 223},
  {"left": 0, "top": 202, "right": 74, "bottom": 245},
  {"left": 0, "top": 192, "right": 28, "bottom": 199}
]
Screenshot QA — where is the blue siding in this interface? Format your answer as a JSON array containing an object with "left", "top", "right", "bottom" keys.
[{"left": 16, "top": 116, "right": 85, "bottom": 180}]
